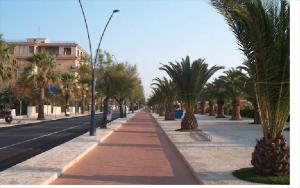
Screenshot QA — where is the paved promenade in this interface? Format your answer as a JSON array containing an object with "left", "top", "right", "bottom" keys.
[
  {"left": 152, "top": 114, "right": 290, "bottom": 185},
  {"left": 52, "top": 111, "right": 198, "bottom": 185}
]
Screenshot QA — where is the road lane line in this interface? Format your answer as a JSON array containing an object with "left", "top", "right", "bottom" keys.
[
  {"left": 0, "top": 123, "right": 88, "bottom": 150},
  {"left": 0, "top": 113, "right": 118, "bottom": 150}
]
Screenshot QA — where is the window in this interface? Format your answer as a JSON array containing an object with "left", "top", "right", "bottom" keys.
[{"left": 64, "top": 48, "right": 71, "bottom": 55}]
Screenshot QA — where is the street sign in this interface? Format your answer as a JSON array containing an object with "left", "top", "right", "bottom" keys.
[{"left": 48, "top": 84, "right": 58, "bottom": 94}]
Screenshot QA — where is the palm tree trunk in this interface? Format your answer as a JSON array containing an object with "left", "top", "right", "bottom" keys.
[
  {"left": 216, "top": 99, "right": 225, "bottom": 118},
  {"left": 193, "top": 104, "right": 198, "bottom": 114},
  {"left": 81, "top": 89, "right": 85, "bottom": 114},
  {"left": 252, "top": 99, "right": 261, "bottom": 124},
  {"left": 231, "top": 97, "right": 241, "bottom": 120},
  {"left": 164, "top": 103, "right": 175, "bottom": 120},
  {"left": 181, "top": 109, "right": 198, "bottom": 130},
  {"left": 251, "top": 136, "right": 289, "bottom": 175},
  {"left": 200, "top": 100, "right": 206, "bottom": 114},
  {"left": 158, "top": 105, "right": 165, "bottom": 116},
  {"left": 124, "top": 100, "right": 127, "bottom": 118},
  {"left": 81, "top": 98, "right": 85, "bottom": 114},
  {"left": 101, "top": 97, "right": 108, "bottom": 128},
  {"left": 37, "top": 87, "right": 45, "bottom": 120},
  {"left": 100, "top": 96, "right": 103, "bottom": 112},
  {"left": 119, "top": 100, "right": 124, "bottom": 118},
  {"left": 65, "top": 95, "right": 69, "bottom": 117},
  {"left": 208, "top": 99, "right": 216, "bottom": 116},
  {"left": 131, "top": 102, "right": 134, "bottom": 113}
]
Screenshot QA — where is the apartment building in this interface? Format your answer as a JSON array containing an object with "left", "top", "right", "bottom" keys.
[{"left": 7, "top": 38, "right": 88, "bottom": 76}]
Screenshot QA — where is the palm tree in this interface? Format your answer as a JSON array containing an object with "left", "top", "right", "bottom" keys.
[
  {"left": 23, "top": 52, "right": 57, "bottom": 120},
  {"left": 149, "top": 87, "right": 165, "bottom": 116},
  {"left": 203, "top": 83, "right": 217, "bottom": 116},
  {"left": 220, "top": 68, "right": 246, "bottom": 120},
  {"left": 0, "top": 34, "right": 16, "bottom": 89},
  {"left": 198, "top": 96, "right": 206, "bottom": 115},
  {"left": 152, "top": 77, "right": 176, "bottom": 120},
  {"left": 211, "top": 0, "right": 290, "bottom": 175},
  {"left": 212, "top": 78, "right": 228, "bottom": 118},
  {"left": 77, "top": 63, "right": 91, "bottom": 114},
  {"left": 238, "top": 61, "right": 261, "bottom": 124},
  {"left": 160, "top": 56, "right": 223, "bottom": 130},
  {"left": 60, "top": 72, "right": 78, "bottom": 116}
]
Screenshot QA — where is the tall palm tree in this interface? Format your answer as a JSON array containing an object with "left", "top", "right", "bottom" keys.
[
  {"left": 160, "top": 56, "right": 223, "bottom": 130},
  {"left": 77, "top": 63, "right": 91, "bottom": 114},
  {"left": 238, "top": 61, "right": 261, "bottom": 124},
  {"left": 0, "top": 34, "right": 16, "bottom": 89},
  {"left": 203, "top": 83, "right": 217, "bottom": 116},
  {"left": 60, "top": 72, "right": 78, "bottom": 116},
  {"left": 198, "top": 95, "right": 207, "bottom": 115},
  {"left": 211, "top": 0, "right": 290, "bottom": 175},
  {"left": 212, "top": 78, "right": 228, "bottom": 118},
  {"left": 220, "top": 68, "right": 246, "bottom": 120},
  {"left": 23, "top": 52, "right": 57, "bottom": 120},
  {"left": 149, "top": 87, "right": 165, "bottom": 116},
  {"left": 152, "top": 77, "right": 176, "bottom": 120}
]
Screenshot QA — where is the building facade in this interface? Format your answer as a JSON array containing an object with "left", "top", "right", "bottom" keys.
[{"left": 7, "top": 38, "right": 88, "bottom": 76}]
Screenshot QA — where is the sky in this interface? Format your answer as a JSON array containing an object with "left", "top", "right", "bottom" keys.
[{"left": 0, "top": 0, "right": 245, "bottom": 98}]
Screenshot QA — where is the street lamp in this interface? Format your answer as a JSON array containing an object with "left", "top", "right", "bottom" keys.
[{"left": 78, "top": 0, "right": 119, "bottom": 136}]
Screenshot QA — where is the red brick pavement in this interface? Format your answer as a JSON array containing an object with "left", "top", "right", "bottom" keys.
[{"left": 52, "top": 111, "right": 199, "bottom": 185}]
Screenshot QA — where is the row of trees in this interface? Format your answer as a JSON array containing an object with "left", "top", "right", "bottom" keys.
[
  {"left": 148, "top": 56, "right": 223, "bottom": 129},
  {"left": 0, "top": 36, "right": 145, "bottom": 122},
  {"left": 149, "top": 62, "right": 259, "bottom": 123},
  {"left": 149, "top": 0, "right": 289, "bottom": 176},
  {"left": 199, "top": 64, "right": 260, "bottom": 124},
  {"left": 96, "top": 51, "right": 144, "bottom": 125}
]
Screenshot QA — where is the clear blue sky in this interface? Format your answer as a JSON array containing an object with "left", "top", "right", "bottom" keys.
[{"left": 0, "top": 0, "right": 244, "bottom": 97}]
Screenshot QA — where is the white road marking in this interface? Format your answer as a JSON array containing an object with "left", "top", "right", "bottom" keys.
[{"left": 0, "top": 123, "right": 87, "bottom": 150}]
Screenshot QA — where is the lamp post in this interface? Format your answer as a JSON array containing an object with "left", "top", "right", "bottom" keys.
[{"left": 78, "top": 0, "right": 119, "bottom": 136}]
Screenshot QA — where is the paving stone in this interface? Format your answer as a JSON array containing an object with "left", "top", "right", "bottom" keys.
[
  {"left": 52, "top": 111, "right": 199, "bottom": 185},
  {"left": 152, "top": 113, "right": 289, "bottom": 185}
]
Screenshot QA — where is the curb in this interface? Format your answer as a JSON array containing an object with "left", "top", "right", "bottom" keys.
[
  {"left": 43, "top": 141, "right": 99, "bottom": 185},
  {"left": 0, "top": 111, "right": 138, "bottom": 185},
  {"left": 150, "top": 113, "right": 204, "bottom": 185},
  {"left": 45, "top": 116, "right": 133, "bottom": 185}
]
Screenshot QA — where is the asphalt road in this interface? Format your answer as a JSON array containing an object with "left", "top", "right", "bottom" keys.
[{"left": 0, "top": 112, "right": 119, "bottom": 172}]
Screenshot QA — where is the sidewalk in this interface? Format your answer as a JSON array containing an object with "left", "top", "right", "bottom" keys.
[
  {"left": 152, "top": 113, "right": 290, "bottom": 185},
  {"left": 52, "top": 111, "right": 199, "bottom": 185}
]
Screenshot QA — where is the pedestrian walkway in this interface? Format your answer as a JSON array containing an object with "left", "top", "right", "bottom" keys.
[{"left": 52, "top": 111, "right": 198, "bottom": 185}]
